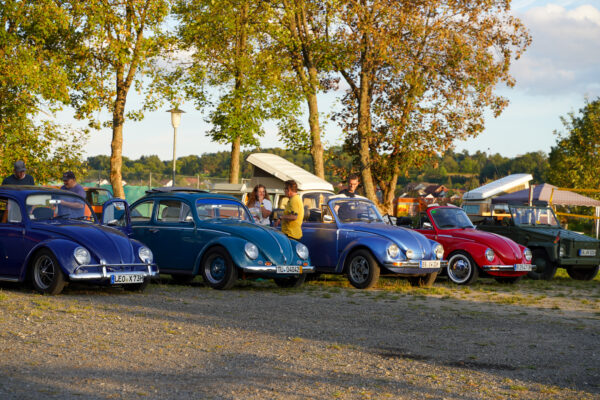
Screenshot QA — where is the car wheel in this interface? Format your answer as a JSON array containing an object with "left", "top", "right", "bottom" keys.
[
  {"left": 123, "top": 278, "right": 149, "bottom": 292},
  {"left": 566, "top": 266, "right": 599, "bottom": 281},
  {"left": 345, "top": 249, "right": 380, "bottom": 289},
  {"left": 201, "top": 247, "right": 238, "bottom": 290},
  {"left": 274, "top": 274, "right": 307, "bottom": 288},
  {"left": 407, "top": 271, "right": 438, "bottom": 287},
  {"left": 171, "top": 274, "right": 195, "bottom": 284},
  {"left": 31, "top": 249, "right": 66, "bottom": 295},
  {"left": 528, "top": 250, "right": 557, "bottom": 280},
  {"left": 494, "top": 276, "right": 522, "bottom": 284},
  {"left": 447, "top": 251, "right": 478, "bottom": 285}
]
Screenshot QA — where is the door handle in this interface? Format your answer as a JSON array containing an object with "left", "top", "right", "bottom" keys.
[{"left": 149, "top": 228, "right": 159, "bottom": 233}]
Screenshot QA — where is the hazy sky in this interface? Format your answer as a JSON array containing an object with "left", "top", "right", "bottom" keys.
[{"left": 71, "top": 0, "right": 600, "bottom": 160}]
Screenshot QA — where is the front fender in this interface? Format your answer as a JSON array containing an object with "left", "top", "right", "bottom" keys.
[
  {"left": 449, "top": 242, "right": 490, "bottom": 267},
  {"left": 20, "top": 239, "right": 80, "bottom": 281},
  {"left": 336, "top": 236, "right": 393, "bottom": 273},
  {"left": 192, "top": 236, "right": 249, "bottom": 275}
]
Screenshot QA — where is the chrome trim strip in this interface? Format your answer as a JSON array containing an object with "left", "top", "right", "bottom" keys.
[
  {"left": 261, "top": 225, "right": 287, "bottom": 264},
  {"left": 0, "top": 276, "right": 20, "bottom": 282},
  {"left": 242, "top": 265, "right": 316, "bottom": 274}
]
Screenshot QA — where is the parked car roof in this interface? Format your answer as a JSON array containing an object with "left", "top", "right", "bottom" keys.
[{"left": 139, "top": 187, "right": 238, "bottom": 202}]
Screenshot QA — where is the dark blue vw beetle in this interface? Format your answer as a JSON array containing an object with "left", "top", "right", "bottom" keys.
[
  {"left": 102, "top": 188, "right": 314, "bottom": 290},
  {"left": 0, "top": 186, "right": 157, "bottom": 295},
  {"left": 300, "top": 196, "right": 446, "bottom": 288}
]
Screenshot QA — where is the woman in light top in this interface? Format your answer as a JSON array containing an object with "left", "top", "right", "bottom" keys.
[{"left": 246, "top": 184, "right": 272, "bottom": 226}]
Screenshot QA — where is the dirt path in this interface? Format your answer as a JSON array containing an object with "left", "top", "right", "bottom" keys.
[{"left": 0, "top": 279, "right": 598, "bottom": 399}]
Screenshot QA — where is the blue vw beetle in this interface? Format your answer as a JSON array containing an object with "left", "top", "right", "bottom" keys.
[
  {"left": 102, "top": 188, "right": 314, "bottom": 289},
  {"left": 300, "top": 196, "right": 446, "bottom": 288},
  {"left": 0, "top": 186, "right": 158, "bottom": 295}
]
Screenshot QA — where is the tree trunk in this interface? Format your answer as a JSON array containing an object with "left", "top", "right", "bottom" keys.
[
  {"left": 306, "top": 70, "right": 324, "bottom": 179},
  {"left": 357, "top": 69, "right": 376, "bottom": 201},
  {"left": 229, "top": 136, "right": 240, "bottom": 184},
  {"left": 110, "top": 87, "right": 127, "bottom": 199}
]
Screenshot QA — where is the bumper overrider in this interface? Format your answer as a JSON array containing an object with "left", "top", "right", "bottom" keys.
[
  {"left": 383, "top": 260, "right": 447, "bottom": 275},
  {"left": 69, "top": 263, "right": 159, "bottom": 281},
  {"left": 482, "top": 264, "right": 531, "bottom": 272},
  {"left": 242, "top": 265, "right": 316, "bottom": 274}
]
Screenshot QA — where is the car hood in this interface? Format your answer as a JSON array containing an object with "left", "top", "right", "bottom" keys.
[
  {"left": 210, "top": 220, "right": 296, "bottom": 264},
  {"left": 31, "top": 221, "right": 136, "bottom": 264},
  {"left": 446, "top": 228, "right": 524, "bottom": 263},
  {"left": 519, "top": 227, "right": 600, "bottom": 244},
  {"left": 343, "top": 222, "right": 434, "bottom": 258}
]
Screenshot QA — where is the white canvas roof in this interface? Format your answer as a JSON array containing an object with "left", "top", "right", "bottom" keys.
[
  {"left": 463, "top": 173, "right": 533, "bottom": 201},
  {"left": 246, "top": 153, "right": 334, "bottom": 192}
]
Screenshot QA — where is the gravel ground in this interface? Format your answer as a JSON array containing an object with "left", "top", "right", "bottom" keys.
[{"left": 0, "top": 278, "right": 598, "bottom": 400}]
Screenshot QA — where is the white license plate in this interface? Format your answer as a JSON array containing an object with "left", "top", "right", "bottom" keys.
[
  {"left": 514, "top": 264, "right": 532, "bottom": 271},
  {"left": 276, "top": 265, "right": 302, "bottom": 274},
  {"left": 579, "top": 249, "right": 596, "bottom": 256},
  {"left": 420, "top": 260, "right": 440, "bottom": 269},
  {"left": 111, "top": 274, "right": 144, "bottom": 284}
]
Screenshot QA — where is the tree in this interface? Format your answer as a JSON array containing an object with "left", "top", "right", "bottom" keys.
[
  {"left": 0, "top": 0, "right": 87, "bottom": 181},
  {"left": 176, "top": 0, "right": 279, "bottom": 183},
  {"left": 548, "top": 98, "right": 600, "bottom": 189},
  {"left": 68, "top": 0, "right": 172, "bottom": 198},
  {"left": 330, "top": 0, "right": 530, "bottom": 211}
]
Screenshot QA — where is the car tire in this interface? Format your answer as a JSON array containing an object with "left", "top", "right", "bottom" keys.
[
  {"left": 123, "top": 278, "right": 149, "bottom": 292},
  {"left": 566, "top": 266, "right": 599, "bottom": 281},
  {"left": 345, "top": 249, "right": 380, "bottom": 289},
  {"left": 447, "top": 251, "right": 479, "bottom": 285},
  {"left": 528, "top": 250, "right": 557, "bottom": 280},
  {"left": 408, "top": 271, "right": 438, "bottom": 287},
  {"left": 274, "top": 274, "right": 307, "bottom": 288},
  {"left": 171, "top": 274, "right": 195, "bottom": 284},
  {"left": 201, "top": 247, "right": 238, "bottom": 290},
  {"left": 31, "top": 249, "right": 66, "bottom": 295},
  {"left": 494, "top": 276, "right": 522, "bottom": 284}
]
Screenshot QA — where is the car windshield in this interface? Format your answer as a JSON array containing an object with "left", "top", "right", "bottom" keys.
[
  {"left": 333, "top": 199, "right": 383, "bottom": 223},
  {"left": 196, "top": 199, "right": 252, "bottom": 222},
  {"left": 26, "top": 193, "right": 95, "bottom": 222},
  {"left": 510, "top": 206, "right": 560, "bottom": 227},
  {"left": 430, "top": 207, "right": 474, "bottom": 229}
]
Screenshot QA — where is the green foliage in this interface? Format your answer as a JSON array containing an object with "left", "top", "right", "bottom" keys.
[{"left": 548, "top": 98, "right": 600, "bottom": 189}]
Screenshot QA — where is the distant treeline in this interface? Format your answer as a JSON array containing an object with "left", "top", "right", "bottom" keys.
[{"left": 86, "top": 148, "right": 548, "bottom": 191}]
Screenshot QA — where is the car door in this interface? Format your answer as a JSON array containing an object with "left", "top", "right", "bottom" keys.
[
  {"left": 0, "top": 197, "right": 26, "bottom": 278},
  {"left": 152, "top": 199, "right": 197, "bottom": 272},
  {"left": 300, "top": 205, "right": 339, "bottom": 269}
]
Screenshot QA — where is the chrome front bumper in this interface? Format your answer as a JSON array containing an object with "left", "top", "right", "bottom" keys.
[
  {"left": 482, "top": 264, "right": 532, "bottom": 272},
  {"left": 242, "top": 265, "right": 316, "bottom": 274},
  {"left": 383, "top": 261, "right": 447, "bottom": 275},
  {"left": 69, "top": 264, "right": 159, "bottom": 281}
]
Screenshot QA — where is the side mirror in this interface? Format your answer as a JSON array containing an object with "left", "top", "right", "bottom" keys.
[
  {"left": 323, "top": 214, "right": 333, "bottom": 223},
  {"left": 422, "top": 222, "right": 432, "bottom": 229}
]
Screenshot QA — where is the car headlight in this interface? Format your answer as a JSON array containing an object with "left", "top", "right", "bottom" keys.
[
  {"left": 245, "top": 242, "right": 259, "bottom": 260},
  {"left": 388, "top": 244, "right": 400, "bottom": 258},
  {"left": 524, "top": 248, "right": 532, "bottom": 262},
  {"left": 434, "top": 244, "right": 444, "bottom": 260},
  {"left": 559, "top": 245, "right": 566, "bottom": 258},
  {"left": 73, "top": 247, "right": 91, "bottom": 265},
  {"left": 296, "top": 242, "right": 309, "bottom": 260},
  {"left": 138, "top": 246, "right": 153, "bottom": 264},
  {"left": 485, "top": 248, "right": 495, "bottom": 262}
]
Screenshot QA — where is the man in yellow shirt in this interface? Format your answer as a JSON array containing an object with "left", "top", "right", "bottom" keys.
[{"left": 278, "top": 180, "right": 304, "bottom": 240}]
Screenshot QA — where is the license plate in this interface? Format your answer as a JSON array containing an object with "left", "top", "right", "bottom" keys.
[
  {"left": 276, "top": 265, "right": 302, "bottom": 274},
  {"left": 514, "top": 264, "right": 532, "bottom": 271},
  {"left": 579, "top": 249, "right": 596, "bottom": 256},
  {"left": 420, "top": 260, "right": 440, "bottom": 269},
  {"left": 110, "top": 274, "right": 144, "bottom": 284}
]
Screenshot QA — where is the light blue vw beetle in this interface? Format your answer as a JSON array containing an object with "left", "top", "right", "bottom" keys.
[{"left": 300, "top": 197, "right": 446, "bottom": 288}]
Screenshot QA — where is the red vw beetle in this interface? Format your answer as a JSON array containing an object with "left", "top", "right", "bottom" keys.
[{"left": 413, "top": 206, "right": 532, "bottom": 284}]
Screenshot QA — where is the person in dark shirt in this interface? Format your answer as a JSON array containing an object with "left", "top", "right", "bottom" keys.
[
  {"left": 59, "top": 171, "right": 86, "bottom": 218},
  {"left": 338, "top": 174, "right": 360, "bottom": 197},
  {"left": 2, "top": 161, "right": 35, "bottom": 185}
]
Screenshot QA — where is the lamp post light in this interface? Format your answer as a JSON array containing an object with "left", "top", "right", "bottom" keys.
[{"left": 167, "top": 108, "right": 185, "bottom": 187}]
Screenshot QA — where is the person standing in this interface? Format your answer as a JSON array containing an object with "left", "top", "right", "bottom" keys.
[
  {"left": 338, "top": 173, "right": 359, "bottom": 197},
  {"left": 246, "top": 184, "right": 272, "bottom": 226},
  {"left": 2, "top": 161, "right": 35, "bottom": 185},
  {"left": 275, "top": 180, "right": 304, "bottom": 239},
  {"left": 59, "top": 171, "right": 86, "bottom": 217}
]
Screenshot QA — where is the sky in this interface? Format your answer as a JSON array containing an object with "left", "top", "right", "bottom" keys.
[{"left": 71, "top": 0, "right": 600, "bottom": 161}]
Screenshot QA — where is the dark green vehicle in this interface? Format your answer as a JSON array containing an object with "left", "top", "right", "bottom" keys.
[{"left": 476, "top": 205, "right": 600, "bottom": 280}]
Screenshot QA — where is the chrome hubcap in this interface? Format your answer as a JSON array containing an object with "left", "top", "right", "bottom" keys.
[
  {"left": 349, "top": 256, "right": 370, "bottom": 284},
  {"left": 447, "top": 255, "right": 471, "bottom": 284}
]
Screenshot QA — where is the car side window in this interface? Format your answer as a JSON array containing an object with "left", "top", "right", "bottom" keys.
[
  {"left": 0, "top": 198, "right": 22, "bottom": 224},
  {"left": 157, "top": 200, "right": 192, "bottom": 223},
  {"left": 130, "top": 200, "right": 155, "bottom": 223}
]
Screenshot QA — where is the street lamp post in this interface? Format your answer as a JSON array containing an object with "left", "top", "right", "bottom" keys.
[{"left": 167, "top": 108, "right": 185, "bottom": 187}]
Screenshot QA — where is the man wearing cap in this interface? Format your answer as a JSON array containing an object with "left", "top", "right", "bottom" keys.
[
  {"left": 59, "top": 171, "right": 86, "bottom": 217},
  {"left": 2, "top": 161, "right": 35, "bottom": 185}
]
